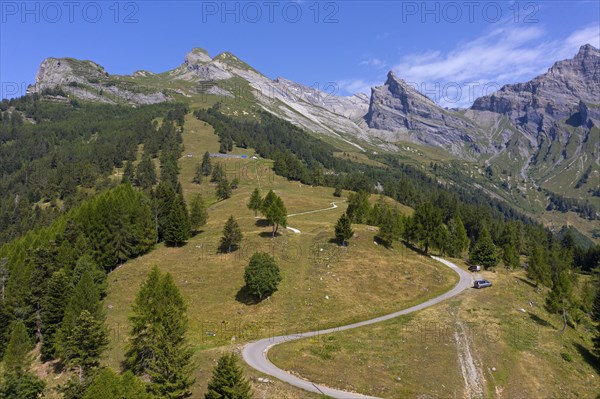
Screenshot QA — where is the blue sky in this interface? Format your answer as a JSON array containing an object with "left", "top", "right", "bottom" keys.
[{"left": 1, "top": 1, "right": 598, "bottom": 106}]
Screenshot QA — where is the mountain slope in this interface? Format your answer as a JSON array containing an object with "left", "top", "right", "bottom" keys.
[
  {"left": 470, "top": 44, "right": 600, "bottom": 195},
  {"left": 25, "top": 44, "right": 600, "bottom": 235},
  {"left": 365, "top": 71, "right": 486, "bottom": 158}
]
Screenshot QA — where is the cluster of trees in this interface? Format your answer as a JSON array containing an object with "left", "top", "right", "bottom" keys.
[
  {"left": 546, "top": 190, "right": 598, "bottom": 220},
  {"left": 335, "top": 190, "right": 600, "bottom": 342},
  {"left": 1, "top": 253, "right": 254, "bottom": 398},
  {"left": 0, "top": 96, "right": 188, "bottom": 245},
  {"left": 193, "top": 151, "right": 239, "bottom": 200},
  {"left": 0, "top": 125, "right": 208, "bottom": 391},
  {"left": 0, "top": 184, "right": 155, "bottom": 361},
  {"left": 247, "top": 188, "right": 287, "bottom": 237}
]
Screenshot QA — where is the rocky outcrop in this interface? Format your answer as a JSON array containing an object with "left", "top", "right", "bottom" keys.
[
  {"left": 472, "top": 44, "right": 599, "bottom": 133},
  {"left": 28, "top": 58, "right": 169, "bottom": 105},
  {"left": 365, "top": 71, "right": 485, "bottom": 156}
]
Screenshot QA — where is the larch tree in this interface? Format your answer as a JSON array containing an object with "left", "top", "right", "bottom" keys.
[
  {"left": 205, "top": 353, "right": 252, "bottom": 399},
  {"left": 469, "top": 226, "right": 499, "bottom": 268},
  {"left": 412, "top": 202, "right": 442, "bottom": 254},
  {"left": 219, "top": 216, "right": 243, "bottom": 253},
  {"left": 0, "top": 320, "right": 45, "bottom": 399},
  {"left": 164, "top": 195, "right": 191, "bottom": 247},
  {"left": 265, "top": 196, "right": 287, "bottom": 237},
  {"left": 125, "top": 267, "right": 194, "bottom": 399},
  {"left": 247, "top": 188, "right": 262, "bottom": 217},
  {"left": 334, "top": 213, "right": 353, "bottom": 246},
  {"left": 201, "top": 151, "right": 212, "bottom": 177},
  {"left": 189, "top": 193, "right": 208, "bottom": 234},
  {"left": 216, "top": 177, "right": 232, "bottom": 200}
]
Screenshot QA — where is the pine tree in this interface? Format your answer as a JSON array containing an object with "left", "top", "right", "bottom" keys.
[
  {"left": 220, "top": 216, "right": 243, "bottom": 253},
  {"left": 41, "top": 269, "right": 73, "bottom": 359},
  {"left": 335, "top": 213, "right": 353, "bottom": 246},
  {"left": 500, "top": 222, "right": 520, "bottom": 269},
  {"left": 0, "top": 320, "right": 45, "bottom": 399},
  {"left": 136, "top": 155, "right": 157, "bottom": 190},
  {"left": 189, "top": 194, "right": 208, "bottom": 233},
  {"left": 244, "top": 252, "right": 282, "bottom": 301},
  {"left": 193, "top": 162, "right": 203, "bottom": 184},
  {"left": 125, "top": 267, "right": 194, "bottom": 399},
  {"left": 83, "top": 369, "right": 150, "bottom": 399},
  {"left": 412, "top": 202, "right": 443, "bottom": 254},
  {"left": 446, "top": 216, "right": 469, "bottom": 257},
  {"left": 469, "top": 226, "right": 499, "bottom": 268},
  {"left": 346, "top": 190, "right": 371, "bottom": 224},
  {"left": 122, "top": 161, "right": 135, "bottom": 184},
  {"left": 375, "top": 206, "right": 401, "bottom": 248},
  {"left": 0, "top": 372, "right": 46, "bottom": 399},
  {"left": 210, "top": 162, "right": 225, "bottom": 183},
  {"left": 201, "top": 151, "right": 212, "bottom": 176},
  {"left": 72, "top": 254, "right": 107, "bottom": 298},
  {"left": 216, "top": 177, "right": 232, "bottom": 200},
  {"left": 592, "top": 288, "right": 600, "bottom": 361},
  {"left": 125, "top": 267, "right": 161, "bottom": 375},
  {"left": 56, "top": 271, "right": 102, "bottom": 360},
  {"left": 527, "top": 244, "right": 550, "bottom": 286},
  {"left": 205, "top": 353, "right": 252, "bottom": 399},
  {"left": 546, "top": 269, "right": 574, "bottom": 333},
  {"left": 333, "top": 186, "right": 342, "bottom": 197},
  {"left": 260, "top": 190, "right": 277, "bottom": 216},
  {"left": 247, "top": 188, "right": 262, "bottom": 217},
  {"left": 164, "top": 195, "right": 191, "bottom": 247},
  {"left": 64, "top": 310, "right": 109, "bottom": 381},
  {"left": 265, "top": 197, "right": 287, "bottom": 237},
  {"left": 3, "top": 320, "right": 32, "bottom": 374},
  {"left": 153, "top": 182, "right": 177, "bottom": 241}
]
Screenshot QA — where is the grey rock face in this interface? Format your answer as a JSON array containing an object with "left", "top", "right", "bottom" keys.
[
  {"left": 472, "top": 44, "right": 599, "bottom": 134},
  {"left": 365, "top": 71, "right": 485, "bottom": 156},
  {"left": 28, "top": 58, "right": 169, "bottom": 105}
]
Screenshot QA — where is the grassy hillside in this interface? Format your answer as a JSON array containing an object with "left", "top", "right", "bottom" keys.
[
  {"left": 97, "top": 114, "right": 458, "bottom": 397},
  {"left": 270, "top": 262, "right": 600, "bottom": 398}
]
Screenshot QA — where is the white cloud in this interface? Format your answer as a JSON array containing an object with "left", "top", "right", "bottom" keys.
[
  {"left": 336, "top": 78, "right": 379, "bottom": 96},
  {"left": 337, "top": 23, "right": 598, "bottom": 108},
  {"left": 359, "top": 57, "right": 386, "bottom": 69},
  {"left": 389, "top": 24, "right": 600, "bottom": 107}
]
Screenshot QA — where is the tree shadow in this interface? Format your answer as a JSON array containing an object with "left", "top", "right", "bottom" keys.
[
  {"left": 373, "top": 235, "right": 392, "bottom": 248},
  {"left": 235, "top": 285, "right": 259, "bottom": 305},
  {"left": 259, "top": 231, "right": 281, "bottom": 238},
  {"left": 573, "top": 342, "right": 600, "bottom": 373},
  {"left": 327, "top": 237, "right": 349, "bottom": 247},
  {"left": 528, "top": 312, "right": 553, "bottom": 328},
  {"left": 515, "top": 276, "right": 537, "bottom": 288},
  {"left": 255, "top": 219, "right": 270, "bottom": 227},
  {"left": 401, "top": 240, "right": 429, "bottom": 257}
]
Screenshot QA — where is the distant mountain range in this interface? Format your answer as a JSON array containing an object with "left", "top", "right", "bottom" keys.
[{"left": 26, "top": 44, "right": 600, "bottom": 229}]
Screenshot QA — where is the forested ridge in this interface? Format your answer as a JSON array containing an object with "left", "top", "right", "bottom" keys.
[
  {"left": 0, "top": 94, "right": 597, "bottom": 398},
  {"left": 0, "top": 94, "right": 187, "bottom": 245}
]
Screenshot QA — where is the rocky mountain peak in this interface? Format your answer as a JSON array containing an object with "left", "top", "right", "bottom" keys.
[
  {"left": 472, "top": 44, "right": 599, "bottom": 126},
  {"left": 575, "top": 43, "right": 599, "bottom": 60},
  {"left": 365, "top": 70, "right": 482, "bottom": 156},
  {"left": 184, "top": 48, "right": 212, "bottom": 65}
]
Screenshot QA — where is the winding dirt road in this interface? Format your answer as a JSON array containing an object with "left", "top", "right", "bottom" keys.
[{"left": 242, "top": 256, "right": 473, "bottom": 398}]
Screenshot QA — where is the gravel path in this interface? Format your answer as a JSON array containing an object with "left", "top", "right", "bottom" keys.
[{"left": 242, "top": 256, "right": 473, "bottom": 398}]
